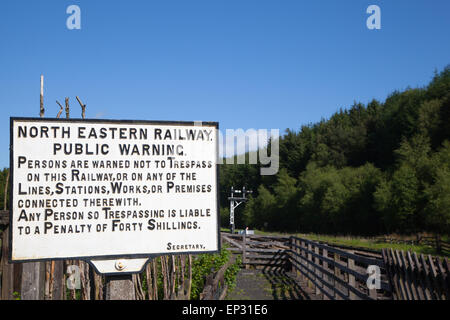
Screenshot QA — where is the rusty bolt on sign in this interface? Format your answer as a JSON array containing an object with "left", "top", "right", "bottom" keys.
[{"left": 115, "top": 261, "right": 126, "bottom": 271}]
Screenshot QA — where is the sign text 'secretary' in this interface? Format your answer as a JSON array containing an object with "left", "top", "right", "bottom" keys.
[{"left": 10, "top": 118, "right": 219, "bottom": 262}]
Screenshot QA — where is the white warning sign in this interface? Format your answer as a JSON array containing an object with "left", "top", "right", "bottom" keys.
[{"left": 10, "top": 118, "right": 219, "bottom": 262}]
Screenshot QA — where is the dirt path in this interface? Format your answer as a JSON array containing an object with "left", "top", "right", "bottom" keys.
[{"left": 226, "top": 267, "right": 319, "bottom": 300}]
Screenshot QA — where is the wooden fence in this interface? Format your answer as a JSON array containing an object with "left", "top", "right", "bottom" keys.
[
  {"left": 222, "top": 233, "right": 290, "bottom": 269},
  {"left": 289, "top": 236, "right": 391, "bottom": 300},
  {"left": 221, "top": 233, "right": 449, "bottom": 300},
  {"left": 382, "top": 248, "right": 450, "bottom": 300}
]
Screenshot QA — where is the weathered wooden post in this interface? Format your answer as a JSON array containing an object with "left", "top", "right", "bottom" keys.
[
  {"left": 322, "top": 246, "right": 329, "bottom": 300},
  {"left": 20, "top": 76, "right": 46, "bottom": 300},
  {"left": 0, "top": 172, "right": 14, "bottom": 300},
  {"left": 243, "top": 232, "right": 248, "bottom": 269},
  {"left": 347, "top": 251, "right": 356, "bottom": 300},
  {"left": 105, "top": 275, "right": 135, "bottom": 300},
  {"left": 435, "top": 234, "right": 442, "bottom": 254},
  {"left": 76, "top": 96, "right": 86, "bottom": 119},
  {"left": 1, "top": 221, "right": 14, "bottom": 299},
  {"left": 65, "top": 97, "right": 70, "bottom": 119},
  {"left": 307, "top": 242, "right": 315, "bottom": 291},
  {"left": 21, "top": 262, "right": 45, "bottom": 300},
  {"left": 301, "top": 239, "right": 307, "bottom": 282},
  {"left": 290, "top": 237, "right": 296, "bottom": 275},
  {"left": 334, "top": 252, "right": 341, "bottom": 300},
  {"left": 51, "top": 260, "right": 65, "bottom": 300},
  {"left": 314, "top": 245, "right": 322, "bottom": 298}
]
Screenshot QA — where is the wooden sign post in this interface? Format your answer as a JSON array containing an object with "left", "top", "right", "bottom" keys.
[
  {"left": 106, "top": 275, "right": 135, "bottom": 300},
  {"left": 20, "top": 75, "right": 46, "bottom": 300}
]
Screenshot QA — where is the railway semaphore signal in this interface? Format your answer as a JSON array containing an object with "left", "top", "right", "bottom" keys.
[{"left": 228, "top": 186, "right": 252, "bottom": 234}]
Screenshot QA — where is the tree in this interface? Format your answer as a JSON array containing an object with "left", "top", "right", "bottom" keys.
[
  {"left": 423, "top": 167, "right": 450, "bottom": 234},
  {"left": 243, "top": 185, "right": 276, "bottom": 231},
  {"left": 423, "top": 141, "right": 450, "bottom": 234},
  {"left": 272, "top": 169, "right": 298, "bottom": 231}
]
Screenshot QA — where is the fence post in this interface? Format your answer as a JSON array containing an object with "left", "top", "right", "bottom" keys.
[
  {"left": 1, "top": 226, "right": 14, "bottom": 300},
  {"left": 290, "top": 238, "right": 296, "bottom": 275},
  {"left": 51, "top": 261, "right": 65, "bottom": 300},
  {"left": 307, "top": 242, "right": 315, "bottom": 291},
  {"left": 303, "top": 240, "right": 308, "bottom": 282},
  {"left": 21, "top": 262, "right": 45, "bottom": 300},
  {"left": 322, "top": 247, "right": 330, "bottom": 300},
  {"left": 44, "top": 262, "right": 51, "bottom": 300},
  {"left": 295, "top": 238, "right": 300, "bottom": 278},
  {"left": 347, "top": 251, "right": 356, "bottom": 300},
  {"left": 368, "top": 279, "right": 378, "bottom": 300},
  {"left": 435, "top": 235, "right": 442, "bottom": 255},
  {"left": 19, "top": 75, "right": 47, "bottom": 301},
  {"left": 297, "top": 240, "right": 303, "bottom": 281},
  {"left": 242, "top": 233, "right": 247, "bottom": 269},
  {"left": 313, "top": 246, "right": 322, "bottom": 297},
  {"left": 333, "top": 253, "right": 340, "bottom": 300}
]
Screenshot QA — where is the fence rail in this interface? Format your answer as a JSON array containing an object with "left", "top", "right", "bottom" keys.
[{"left": 222, "top": 233, "right": 290, "bottom": 268}]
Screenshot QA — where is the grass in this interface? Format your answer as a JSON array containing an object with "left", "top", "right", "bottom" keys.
[{"left": 296, "top": 234, "right": 441, "bottom": 256}]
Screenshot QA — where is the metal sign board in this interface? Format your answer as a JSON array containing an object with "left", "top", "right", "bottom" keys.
[{"left": 9, "top": 118, "right": 220, "bottom": 273}]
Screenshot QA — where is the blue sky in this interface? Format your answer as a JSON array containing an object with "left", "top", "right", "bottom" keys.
[{"left": 0, "top": 0, "right": 449, "bottom": 168}]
